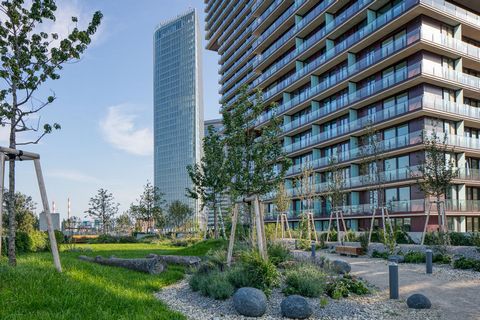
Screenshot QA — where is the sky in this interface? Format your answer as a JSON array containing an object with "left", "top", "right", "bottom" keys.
[{"left": 0, "top": 0, "right": 222, "bottom": 221}]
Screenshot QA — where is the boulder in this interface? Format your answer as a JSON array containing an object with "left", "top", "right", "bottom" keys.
[
  {"left": 331, "top": 259, "right": 351, "bottom": 274},
  {"left": 281, "top": 295, "right": 312, "bottom": 319},
  {"left": 388, "top": 255, "right": 405, "bottom": 263},
  {"left": 232, "top": 287, "right": 267, "bottom": 317},
  {"left": 406, "top": 294, "right": 431, "bottom": 309}
]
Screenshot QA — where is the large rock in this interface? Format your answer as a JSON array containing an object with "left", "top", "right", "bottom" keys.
[
  {"left": 281, "top": 295, "right": 312, "bottom": 319},
  {"left": 388, "top": 255, "right": 405, "bottom": 263},
  {"left": 331, "top": 259, "right": 351, "bottom": 274},
  {"left": 232, "top": 287, "right": 267, "bottom": 317},
  {"left": 407, "top": 294, "right": 432, "bottom": 309}
]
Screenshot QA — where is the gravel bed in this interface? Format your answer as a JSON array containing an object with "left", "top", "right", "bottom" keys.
[{"left": 155, "top": 277, "right": 443, "bottom": 320}]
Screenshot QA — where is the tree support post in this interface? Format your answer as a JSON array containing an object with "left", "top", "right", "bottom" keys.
[
  {"left": 0, "top": 153, "right": 5, "bottom": 256},
  {"left": 254, "top": 195, "right": 267, "bottom": 260},
  {"left": 34, "top": 159, "right": 62, "bottom": 272},
  {"left": 226, "top": 204, "right": 239, "bottom": 267}
]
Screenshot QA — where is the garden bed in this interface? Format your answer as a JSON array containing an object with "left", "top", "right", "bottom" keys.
[{"left": 155, "top": 277, "right": 442, "bottom": 320}]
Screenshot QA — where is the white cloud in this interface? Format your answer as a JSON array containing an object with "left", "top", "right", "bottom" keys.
[
  {"left": 48, "top": 169, "right": 101, "bottom": 183},
  {"left": 0, "top": 126, "right": 8, "bottom": 144},
  {"left": 100, "top": 104, "right": 153, "bottom": 156}
]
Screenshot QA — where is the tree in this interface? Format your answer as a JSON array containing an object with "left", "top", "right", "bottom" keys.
[
  {"left": 417, "top": 130, "right": 458, "bottom": 244},
  {"left": 274, "top": 182, "right": 290, "bottom": 215},
  {"left": 324, "top": 155, "right": 348, "bottom": 242},
  {"left": 2, "top": 191, "right": 37, "bottom": 233},
  {"left": 130, "top": 181, "right": 165, "bottom": 233},
  {"left": 167, "top": 200, "right": 193, "bottom": 231},
  {"left": 187, "top": 125, "right": 228, "bottom": 239},
  {"left": 85, "top": 189, "right": 119, "bottom": 234},
  {"left": 115, "top": 212, "right": 133, "bottom": 235},
  {"left": 0, "top": 0, "right": 102, "bottom": 266},
  {"left": 222, "top": 87, "right": 291, "bottom": 201}
]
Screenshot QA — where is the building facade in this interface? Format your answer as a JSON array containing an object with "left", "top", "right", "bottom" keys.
[
  {"left": 205, "top": 0, "right": 480, "bottom": 233},
  {"left": 154, "top": 9, "right": 204, "bottom": 226}
]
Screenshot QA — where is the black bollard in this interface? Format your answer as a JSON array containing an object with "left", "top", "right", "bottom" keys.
[
  {"left": 426, "top": 249, "right": 433, "bottom": 274},
  {"left": 389, "top": 262, "right": 399, "bottom": 299},
  {"left": 294, "top": 239, "right": 298, "bottom": 250},
  {"left": 311, "top": 241, "right": 316, "bottom": 258}
]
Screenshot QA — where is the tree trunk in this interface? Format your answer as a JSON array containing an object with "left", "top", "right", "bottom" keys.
[
  {"left": 213, "top": 201, "right": 218, "bottom": 239},
  {"left": 78, "top": 255, "right": 166, "bottom": 274},
  {"left": 145, "top": 254, "right": 201, "bottom": 267},
  {"left": 7, "top": 87, "right": 17, "bottom": 267}
]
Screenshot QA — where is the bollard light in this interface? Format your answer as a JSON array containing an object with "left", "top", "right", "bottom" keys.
[
  {"left": 389, "top": 262, "right": 399, "bottom": 299},
  {"left": 311, "top": 241, "right": 316, "bottom": 258},
  {"left": 426, "top": 249, "right": 433, "bottom": 274}
]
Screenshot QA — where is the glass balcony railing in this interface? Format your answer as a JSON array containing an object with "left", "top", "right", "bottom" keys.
[
  {"left": 251, "top": 0, "right": 286, "bottom": 32},
  {"left": 254, "top": 0, "right": 371, "bottom": 67},
  {"left": 445, "top": 200, "right": 480, "bottom": 212},
  {"left": 423, "top": 95, "right": 480, "bottom": 119},
  {"left": 458, "top": 168, "right": 480, "bottom": 180},
  {"left": 420, "top": 0, "right": 480, "bottom": 28},
  {"left": 422, "top": 62, "right": 480, "bottom": 90},
  {"left": 209, "top": 1, "right": 243, "bottom": 39},
  {"left": 221, "top": 60, "right": 254, "bottom": 93},
  {"left": 252, "top": 0, "right": 419, "bottom": 100},
  {"left": 252, "top": 0, "right": 309, "bottom": 48},
  {"left": 421, "top": 30, "right": 480, "bottom": 61},
  {"left": 220, "top": 45, "right": 253, "bottom": 76},
  {"left": 219, "top": 1, "right": 255, "bottom": 58}
]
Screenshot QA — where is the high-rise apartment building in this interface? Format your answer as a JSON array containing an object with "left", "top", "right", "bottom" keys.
[
  {"left": 154, "top": 9, "right": 204, "bottom": 225},
  {"left": 205, "top": 0, "right": 480, "bottom": 233}
]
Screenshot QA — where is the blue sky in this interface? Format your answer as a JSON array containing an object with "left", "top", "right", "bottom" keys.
[{"left": 2, "top": 0, "right": 221, "bottom": 220}]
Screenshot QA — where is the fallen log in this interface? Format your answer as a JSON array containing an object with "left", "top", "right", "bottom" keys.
[
  {"left": 145, "top": 254, "right": 201, "bottom": 267},
  {"left": 78, "top": 255, "right": 166, "bottom": 274}
]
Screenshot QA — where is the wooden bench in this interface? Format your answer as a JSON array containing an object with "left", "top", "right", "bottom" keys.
[{"left": 336, "top": 246, "right": 363, "bottom": 257}]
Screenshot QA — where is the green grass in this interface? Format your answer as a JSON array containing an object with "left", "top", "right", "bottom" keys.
[{"left": 0, "top": 239, "right": 225, "bottom": 320}]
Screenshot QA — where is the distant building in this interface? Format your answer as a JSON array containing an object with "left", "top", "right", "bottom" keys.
[
  {"left": 153, "top": 9, "right": 204, "bottom": 227},
  {"left": 204, "top": 118, "right": 223, "bottom": 135},
  {"left": 39, "top": 212, "right": 60, "bottom": 231}
]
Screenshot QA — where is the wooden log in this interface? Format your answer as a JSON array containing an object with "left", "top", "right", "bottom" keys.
[
  {"left": 145, "top": 254, "right": 201, "bottom": 267},
  {"left": 78, "top": 255, "right": 166, "bottom": 274}
]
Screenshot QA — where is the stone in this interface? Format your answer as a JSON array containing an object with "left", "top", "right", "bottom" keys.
[
  {"left": 232, "top": 287, "right": 267, "bottom": 317},
  {"left": 388, "top": 255, "right": 405, "bottom": 263},
  {"left": 281, "top": 295, "right": 312, "bottom": 319},
  {"left": 406, "top": 293, "right": 432, "bottom": 309},
  {"left": 331, "top": 259, "right": 351, "bottom": 274}
]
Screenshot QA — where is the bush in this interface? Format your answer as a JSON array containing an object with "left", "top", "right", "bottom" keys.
[
  {"left": 433, "top": 253, "right": 451, "bottom": 264},
  {"left": 228, "top": 250, "right": 279, "bottom": 295},
  {"left": 453, "top": 257, "right": 480, "bottom": 271},
  {"left": 424, "top": 232, "right": 446, "bottom": 246},
  {"left": 404, "top": 251, "right": 426, "bottom": 263},
  {"left": 358, "top": 233, "right": 369, "bottom": 254},
  {"left": 267, "top": 242, "right": 291, "bottom": 266},
  {"left": 171, "top": 237, "right": 201, "bottom": 247},
  {"left": 395, "top": 229, "right": 414, "bottom": 244},
  {"left": 14, "top": 230, "right": 47, "bottom": 253},
  {"left": 189, "top": 271, "right": 234, "bottom": 300},
  {"left": 205, "top": 248, "right": 227, "bottom": 271},
  {"left": 326, "top": 275, "right": 369, "bottom": 299},
  {"left": 371, "top": 250, "right": 388, "bottom": 260},
  {"left": 283, "top": 264, "right": 327, "bottom": 297},
  {"left": 450, "top": 232, "right": 473, "bottom": 246}
]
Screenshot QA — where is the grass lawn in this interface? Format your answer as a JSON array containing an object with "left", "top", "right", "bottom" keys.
[{"left": 0, "top": 239, "right": 224, "bottom": 320}]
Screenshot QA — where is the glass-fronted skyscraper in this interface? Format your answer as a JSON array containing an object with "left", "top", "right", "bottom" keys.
[
  {"left": 154, "top": 9, "right": 204, "bottom": 225},
  {"left": 205, "top": 0, "right": 480, "bottom": 233}
]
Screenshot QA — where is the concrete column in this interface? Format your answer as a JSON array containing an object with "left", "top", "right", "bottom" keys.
[
  {"left": 348, "top": 81, "right": 357, "bottom": 95},
  {"left": 295, "top": 14, "right": 302, "bottom": 25},
  {"left": 349, "top": 109, "right": 358, "bottom": 121},
  {"left": 312, "top": 148, "right": 321, "bottom": 160},
  {"left": 312, "top": 124, "right": 320, "bottom": 135},
  {"left": 456, "top": 120, "right": 464, "bottom": 136},
  {"left": 351, "top": 164, "right": 359, "bottom": 177},
  {"left": 351, "top": 192, "right": 360, "bottom": 205},
  {"left": 459, "top": 216, "right": 466, "bottom": 232},
  {"left": 348, "top": 52, "right": 356, "bottom": 67},
  {"left": 311, "top": 100, "right": 320, "bottom": 112},
  {"left": 454, "top": 24, "right": 462, "bottom": 40},
  {"left": 456, "top": 89, "right": 464, "bottom": 104},
  {"left": 326, "top": 39, "right": 334, "bottom": 51},
  {"left": 350, "top": 136, "right": 359, "bottom": 149},
  {"left": 295, "top": 37, "right": 304, "bottom": 48},
  {"left": 311, "top": 74, "right": 319, "bottom": 86},
  {"left": 285, "top": 178, "right": 293, "bottom": 189},
  {"left": 284, "top": 114, "right": 292, "bottom": 125},
  {"left": 296, "top": 60, "right": 304, "bottom": 72},
  {"left": 325, "top": 12, "right": 333, "bottom": 25},
  {"left": 454, "top": 57, "right": 463, "bottom": 72},
  {"left": 283, "top": 92, "right": 291, "bottom": 102},
  {"left": 367, "top": 9, "right": 376, "bottom": 23},
  {"left": 284, "top": 136, "right": 292, "bottom": 147}
]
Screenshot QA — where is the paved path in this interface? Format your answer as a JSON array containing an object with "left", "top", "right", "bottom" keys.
[{"left": 322, "top": 252, "right": 480, "bottom": 320}]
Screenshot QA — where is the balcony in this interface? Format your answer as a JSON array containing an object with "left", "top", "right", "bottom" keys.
[{"left": 420, "top": 0, "right": 480, "bottom": 29}]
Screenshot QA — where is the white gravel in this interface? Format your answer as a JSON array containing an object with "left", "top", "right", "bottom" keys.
[{"left": 155, "top": 277, "right": 443, "bottom": 320}]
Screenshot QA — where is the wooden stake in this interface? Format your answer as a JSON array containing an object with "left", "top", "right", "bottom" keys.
[
  {"left": 0, "top": 153, "right": 5, "bottom": 256},
  {"left": 254, "top": 196, "right": 267, "bottom": 260},
  {"left": 226, "top": 204, "right": 238, "bottom": 267},
  {"left": 284, "top": 214, "right": 293, "bottom": 239},
  {"left": 34, "top": 159, "right": 62, "bottom": 272},
  {"left": 421, "top": 201, "right": 433, "bottom": 245},
  {"left": 368, "top": 207, "right": 377, "bottom": 244}
]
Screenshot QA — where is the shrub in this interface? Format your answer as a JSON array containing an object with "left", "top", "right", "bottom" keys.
[
  {"left": 404, "top": 251, "right": 426, "bottom": 263},
  {"left": 424, "top": 232, "right": 444, "bottom": 246},
  {"left": 14, "top": 230, "right": 47, "bottom": 253},
  {"left": 358, "top": 233, "right": 369, "bottom": 254},
  {"left": 118, "top": 236, "right": 137, "bottom": 243},
  {"left": 449, "top": 232, "right": 473, "bottom": 246},
  {"left": 453, "top": 257, "right": 480, "bottom": 271},
  {"left": 433, "top": 253, "right": 451, "bottom": 264},
  {"left": 395, "top": 229, "right": 414, "bottom": 244},
  {"left": 227, "top": 250, "right": 280, "bottom": 295},
  {"left": 205, "top": 248, "right": 227, "bottom": 271},
  {"left": 371, "top": 250, "right": 388, "bottom": 260},
  {"left": 189, "top": 271, "right": 234, "bottom": 300},
  {"left": 283, "top": 264, "right": 327, "bottom": 297},
  {"left": 326, "top": 275, "right": 369, "bottom": 299},
  {"left": 267, "top": 242, "right": 291, "bottom": 266}
]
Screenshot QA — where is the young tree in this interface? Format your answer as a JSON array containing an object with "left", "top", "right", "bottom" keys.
[
  {"left": 324, "top": 155, "right": 347, "bottom": 242},
  {"left": 115, "top": 212, "right": 133, "bottom": 235},
  {"left": 0, "top": 0, "right": 102, "bottom": 265},
  {"left": 187, "top": 125, "right": 228, "bottom": 239},
  {"left": 274, "top": 182, "right": 290, "bottom": 215},
  {"left": 294, "top": 162, "right": 316, "bottom": 218},
  {"left": 85, "top": 189, "right": 119, "bottom": 234},
  {"left": 130, "top": 181, "right": 165, "bottom": 233},
  {"left": 222, "top": 86, "right": 291, "bottom": 258},
  {"left": 167, "top": 200, "right": 193, "bottom": 231},
  {"left": 417, "top": 130, "right": 458, "bottom": 244}
]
